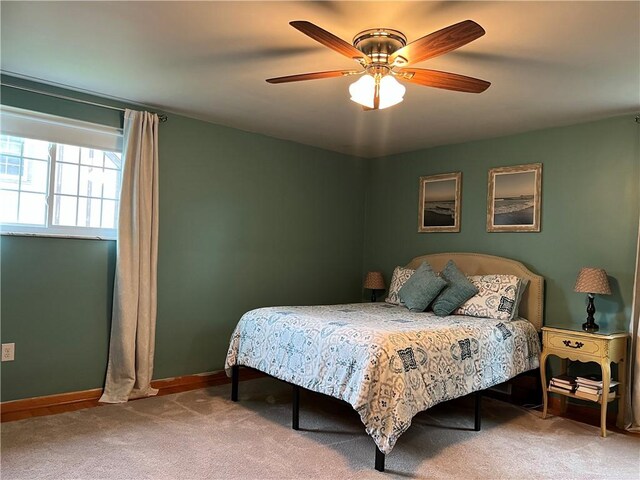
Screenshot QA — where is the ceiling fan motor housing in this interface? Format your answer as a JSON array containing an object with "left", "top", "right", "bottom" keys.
[{"left": 353, "top": 29, "right": 407, "bottom": 66}]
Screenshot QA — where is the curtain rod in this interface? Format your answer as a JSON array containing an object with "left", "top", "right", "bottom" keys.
[{"left": 0, "top": 82, "right": 168, "bottom": 122}]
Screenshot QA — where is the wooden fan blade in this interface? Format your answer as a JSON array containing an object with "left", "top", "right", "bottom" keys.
[
  {"left": 398, "top": 68, "right": 490, "bottom": 93},
  {"left": 290, "top": 21, "right": 371, "bottom": 63},
  {"left": 390, "top": 20, "right": 485, "bottom": 66},
  {"left": 266, "top": 70, "right": 358, "bottom": 84}
]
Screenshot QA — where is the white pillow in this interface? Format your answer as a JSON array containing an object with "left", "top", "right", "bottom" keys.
[
  {"left": 454, "top": 274, "right": 526, "bottom": 321},
  {"left": 385, "top": 266, "right": 415, "bottom": 305}
]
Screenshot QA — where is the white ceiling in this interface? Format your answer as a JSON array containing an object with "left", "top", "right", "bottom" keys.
[{"left": 2, "top": 1, "right": 639, "bottom": 158}]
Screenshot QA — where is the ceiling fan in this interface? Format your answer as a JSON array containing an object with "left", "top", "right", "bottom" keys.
[{"left": 266, "top": 20, "right": 491, "bottom": 110}]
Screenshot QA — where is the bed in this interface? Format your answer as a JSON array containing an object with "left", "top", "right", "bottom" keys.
[{"left": 225, "top": 253, "right": 544, "bottom": 471}]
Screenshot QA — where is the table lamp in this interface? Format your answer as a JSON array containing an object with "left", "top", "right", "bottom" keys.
[
  {"left": 364, "top": 271, "right": 385, "bottom": 302},
  {"left": 574, "top": 267, "right": 611, "bottom": 332}
]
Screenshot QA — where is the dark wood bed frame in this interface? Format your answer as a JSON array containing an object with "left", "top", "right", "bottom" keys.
[{"left": 228, "top": 253, "right": 543, "bottom": 472}]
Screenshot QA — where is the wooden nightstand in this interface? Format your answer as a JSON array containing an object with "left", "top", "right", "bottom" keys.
[{"left": 540, "top": 326, "right": 628, "bottom": 437}]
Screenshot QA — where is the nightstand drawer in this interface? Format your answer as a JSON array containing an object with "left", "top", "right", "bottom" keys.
[{"left": 545, "top": 333, "right": 603, "bottom": 357}]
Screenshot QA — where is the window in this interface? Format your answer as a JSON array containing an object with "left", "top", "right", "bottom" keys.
[{"left": 0, "top": 106, "right": 123, "bottom": 239}]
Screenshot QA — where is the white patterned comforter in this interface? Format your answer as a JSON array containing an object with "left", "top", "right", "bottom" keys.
[{"left": 225, "top": 303, "right": 540, "bottom": 454}]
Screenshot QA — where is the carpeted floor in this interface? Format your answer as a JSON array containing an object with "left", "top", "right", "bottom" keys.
[{"left": 2, "top": 377, "right": 639, "bottom": 479}]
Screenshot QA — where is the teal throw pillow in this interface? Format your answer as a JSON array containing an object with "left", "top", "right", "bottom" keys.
[
  {"left": 432, "top": 260, "right": 479, "bottom": 316},
  {"left": 398, "top": 262, "right": 447, "bottom": 312}
]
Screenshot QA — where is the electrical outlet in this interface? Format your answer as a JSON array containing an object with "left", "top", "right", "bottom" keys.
[{"left": 2, "top": 343, "right": 15, "bottom": 362}]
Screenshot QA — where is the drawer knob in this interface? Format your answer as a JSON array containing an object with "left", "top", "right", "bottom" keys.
[{"left": 563, "top": 340, "right": 584, "bottom": 349}]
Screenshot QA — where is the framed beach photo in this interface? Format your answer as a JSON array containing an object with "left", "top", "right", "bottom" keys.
[
  {"left": 487, "top": 163, "right": 542, "bottom": 232},
  {"left": 418, "top": 172, "right": 461, "bottom": 233}
]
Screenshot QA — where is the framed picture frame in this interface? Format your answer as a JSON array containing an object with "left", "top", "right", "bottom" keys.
[
  {"left": 418, "top": 172, "right": 461, "bottom": 233},
  {"left": 487, "top": 163, "right": 542, "bottom": 232}
]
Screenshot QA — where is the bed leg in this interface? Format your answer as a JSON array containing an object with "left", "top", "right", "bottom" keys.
[
  {"left": 375, "top": 446, "right": 385, "bottom": 472},
  {"left": 231, "top": 365, "right": 239, "bottom": 402},
  {"left": 474, "top": 390, "right": 482, "bottom": 432},
  {"left": 292, "top": 384, "right": 300, "bottom": 430}
]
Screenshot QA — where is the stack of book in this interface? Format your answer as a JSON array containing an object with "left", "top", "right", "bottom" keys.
[
  {"left": 548, "top": 374, "right": 576, "bottom": 394},
  {"left": 574, "top": 374, "right": 618, "bottom": 402}
]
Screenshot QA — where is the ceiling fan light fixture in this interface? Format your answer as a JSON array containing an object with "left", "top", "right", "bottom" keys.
[
  {"left": 349, "top": 74, "right": 406, "bottom": 110},
  {"left": 349, "top": 74, "right": 376, "bottom": 108},
  {"left": 378, "top": 75, "right": 406, "bottom": 109}
]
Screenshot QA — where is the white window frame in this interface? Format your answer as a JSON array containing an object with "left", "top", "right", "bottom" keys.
[{"left": 0, "top": 106, "right": 123, "bottom": 240}]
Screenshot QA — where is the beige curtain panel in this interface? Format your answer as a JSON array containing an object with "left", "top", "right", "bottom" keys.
[
  {"left": 627, "top": 218, "right": 640, "bottom": 431},
  {"left": 100, "top": 110, "right": 160, "bottom": 404}
]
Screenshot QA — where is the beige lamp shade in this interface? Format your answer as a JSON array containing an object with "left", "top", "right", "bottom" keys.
[
  {"left": 574, "top": 267, "right": 611, "bottom": 295},
  {"left": 364, "top": 271, "right": 385, "bottom": 290}
]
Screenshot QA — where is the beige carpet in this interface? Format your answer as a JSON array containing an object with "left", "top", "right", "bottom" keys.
[{"left": 2, "top": 377, "right": 639, "bottom": 479}]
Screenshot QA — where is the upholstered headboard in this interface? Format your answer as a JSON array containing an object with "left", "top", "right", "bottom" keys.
[{"left": 406, "top": 252, "right": 544, "bottom": 331}]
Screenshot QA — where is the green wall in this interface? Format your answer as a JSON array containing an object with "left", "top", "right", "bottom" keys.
[
  {"left": 363, "top": 115, "right": 639, "bottom": 332},
  {"left": 1, "top": 75, "right": 638, "bottom": 403},
  {"left": 0, "top": 76, "right": 366, "bottom": 401}
]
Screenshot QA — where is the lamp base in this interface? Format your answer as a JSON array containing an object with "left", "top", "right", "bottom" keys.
[
  {"left": 371, "top": 290, "right": 377, "bottom": 303},
  {"left": 582, "top": 294, "right": 599, "bottom": 332}
]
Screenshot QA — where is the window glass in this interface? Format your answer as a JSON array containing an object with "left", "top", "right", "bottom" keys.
[
  {"left": 0, "top": 190, "right": 19, "bottom": 223},
  {"left": 55, "top": 162, "right": 79, "bottom": 195},
  {"left": 59, "top": 144, "right": 80, "bottom": 164},
  {"left": 0, "top": 106, "right": 123, "bottom": 238},
  {"left": 21, "top": 159, "right": 48, "bottom": 193},
  {"left": 18, "top": 192, "right": 47, "bottom": 225},
  {"left": 0, "top": 130, "right": 122, "bottom": 238},
  {"left": 22, "top": 139, "right": 50, "bottom": 161}
]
